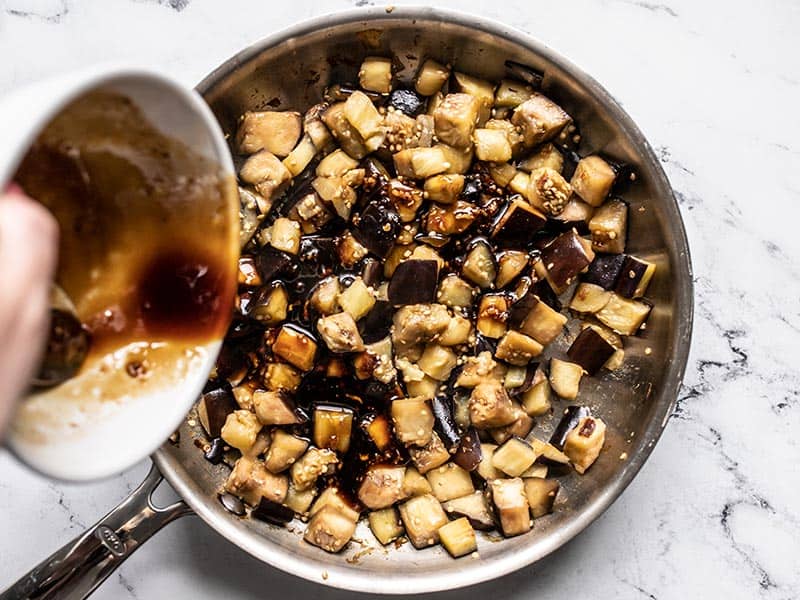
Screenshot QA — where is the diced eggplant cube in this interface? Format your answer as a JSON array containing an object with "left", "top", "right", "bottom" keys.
[
  {"left": 198, "top": 387, "right": 237, "bottom": 438},
  {"left": 615, "top": 255, "right": 656, "bottom": 298},
  {"left": 369, "top": 507, "right": 405, "bottom": 545},
  {"left": 511, "top": 93, "right": 571, "bottom": 147},
  {"left": 359, "top": 56, "right": 393, "bottom": 93},
  {"left": 553, "top": 198, "right": 595, "bottom": 230},
  {"left": 495, "top": 331, "right": 543, "bottom": 366},
  {"left": 418, "top": 344, "right": 458, "bottom": 381},
  {"left": 313, "top": 404, "right": 354, "bottom": 453},
  {"left": 457, "top": 351, "right": 506, "bottom": 388},
  {"left": 220, "top": 410, "right": 262, "bottom": 453},
  {"left": 563, "top": 416, "right": 607, "bottom": 474},
  {"left": 526, "top": 167, "right": 572, "bottom": 216},
  {"left": 343, "top": 91, "right": 386, "bottom": 149},
  {"left": 399, "top": 494, "right": 449, "bottom": 548},
  {"left": 530, "top": 437, "right": 571, "bottom": 465},
  {"left": 476, "top": 443, "right": 503, "bottom": 480},
  {"left": 437, "top": 313, "right": 472, "bottom": 346},
  {"left": 495, "top": 250, "right": 529, "bottom": 289},
  {"left": 238, "top": 256, "right": 262, "bottom": 287},
  {"left": 521, "top": 463, "right": 548, "bottom": 478},
  {"left": 403, "top": 466, "right": 434, "bottom": 497},
  {"left": 309, "top": 276, "right": 341, "bottom": 316},
  {"left": 519, "top": 297, "right": 567, "bottom": 345},
  {"left": 353, "top": 201, "right": 400, "bottom": 258},
  {"left": 583, "top": 253, "right": 626, "bottom": 290},
  {"left": 540, "top": 229, "right": 596, "bottom": 290},
  {"left": 436, "top": 143, "right": 474, "bottom": 175},
  {"left": 391, "top": 397, "right": 434, "bottom": 447},
  {"left": 524, "top": 478, "right": 560, "bottom": 518},
  {"left": 272, "top": 326, "right": 318, "bottom": 371},
  {"left": 291, "top": 448, "right": 339, "bottom": 491},
  {"left": 424, "top": 173, "right": 465, "bottom": 204},
  {"left": 338, "top": 277, "right": 376, "bottom": 322},
  {"left": 522, "top": 380, "right": 553, "bottom": 417},
  {"left": 595, "top": 293, "right": 652, "bottom": 335},
  {"left": 394, "top": 146, "right": 449, "bottom": 179},
  {"left": 469, "top": 380, "right": 516, "bottom": 429},
  {"left": 490, "top": 478, "right": 531, "bottom": 537},
  {"left": 442, "top": 491, "right": 496, "bottom": 531},
  {"left": 567, "top": 327, "right": 616, "bottom": 375},
  {"left": 434, "top": 93, "right": 480, "bottom": 148},
  {"left": 304, "top": 505, "right": 357, "bottom": 553},
  {"left": 485, "top": 119, "right": 525, "bottom": 158},
  {"left": 284, "top": 484, "right": 317, "bottom": 515},
  {"left": 571, "top": 155, "right": 616, "bottom": 206},
  {"left": 473, "top": 129, "right": 512, "bottom": 162},
  {"left": 322, "top": 103, "right": 369, "bottom": 159},
  {"left": 477, "top": 294, "right": 509, "bottom": 338},
  {"left": 550, "top": 405, "right": 592, "bottom": 450},
  {"left": 426, "top": 463, "right": 475, "bottom": 502},
  {"left": 248, "top": 284, "right": 289, "bottom": 325},
  {"left": 569, "top": 282, "right": 612, "bottom": 314},
  {"left": 452, "top": 71, "right": 495, "bottom": 124},
  {"left": 310, "top": 486, "right": 360, "bottom": 522},
  {"left": 253, "top": 390, "right": 302, "bottom": 426},
  {"left": 549, "top": 359, "right": 584, "bottom": 400},
  {"left": 392, "top": 303, "right": 451, "bottom": 345},
  {"left": 282, "top": 134, "right": 318, "bottom": 177},
  {"left": 409, "top": 432, "right": 451, "bottom": 474},
  {"left": 437, "top": 274, "right": 475, "bottom": 308},
  {"left": 358, "top": 465, "right": 407, "bottom": 509},
  {"left": 388, "top": 259, "right": 439, "bottom": 306},
  {"left": 453, "top": 427, "right": 483, "bottom": 472},
  {"left": 360, "top": 412, "right": 394, "bottom": 451},
  {"left": 492, "top": 436, "right": 538, "bottom": 477},
  {"left": 388, "top": 88, "right": 425, "bottom": 117},
  {"left": 225, "top": 457, "right": 288, "bottom": 506},
  {"left": 236, "top": 110, "right": 302, "bottom": 157},
  {"left": 252, "top": 497, "right": 295, "bottom": 526},
  {"left": 495, "top": 78, "right": 535, "bottom": 108},
  {"left": 490, "top": 403, "right": 534, "bottom": 444},
  {"left": 267, "top": 217, "right": 301, "bottom": 255},
  {"left": 240, "top": 150, "right": 293, "bottom": 205},
  {"left": 425, "top": 201, "right": 478, "bottom": 235},
  {"left": 518, "top": 143, "right": 564, "bottom": 174},
  {"left": 439, "top": 517, "right": 478, "bottom": 558},
  {"left": 491, "top": 198, "right": 547, "bottom": 245},
  {"left": 317, "top": 312, "right": 365, "bottom": 353},
  {"left": 265, "top": 430, "right": 309, "bottom": 473},
  {"left": 589, "top": 198, "right": 628, "bottom": 253},
  {"left": 415, "top": 59, "right": 450, "bottom": 96},
  {"left": 317, "top": 148, "right": 359, "bottom": 176}
]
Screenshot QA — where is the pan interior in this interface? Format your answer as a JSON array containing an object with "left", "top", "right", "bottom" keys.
[{"left": 156, "top": 7, "right": 692, "bottom": 594}]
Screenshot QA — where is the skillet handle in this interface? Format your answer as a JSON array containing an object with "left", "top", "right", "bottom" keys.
[{"left": 0, "top": 462, "right": 192, "bottom": 600}]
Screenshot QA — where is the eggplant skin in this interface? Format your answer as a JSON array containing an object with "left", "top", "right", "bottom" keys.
[
  {"left": 549, "top": 405, "right": 591, "bottom": 450},
  {"left": 388, "top": 260, "right": 439, "bottom": 306},
  {"left": 566, "top": 327, "right": 616, "bottom": 375},
  {"left": 583, "top": 254, "right": 625, "bottom": 290}
]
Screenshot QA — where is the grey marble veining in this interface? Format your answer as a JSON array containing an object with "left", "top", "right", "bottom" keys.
[{"left": 0, "top": 0, "right": 798, "bottom": 598}]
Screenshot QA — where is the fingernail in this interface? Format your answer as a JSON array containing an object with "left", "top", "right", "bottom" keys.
[{"left": 4, "top": 182, "right": 24, "bottom": 196}]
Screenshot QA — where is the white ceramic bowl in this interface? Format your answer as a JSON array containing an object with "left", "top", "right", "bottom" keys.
[{"left": 0, "top": 67, "right": 237, "bottom": 481}]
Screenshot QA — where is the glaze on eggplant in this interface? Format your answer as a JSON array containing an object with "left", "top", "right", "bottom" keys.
[
  {"left": 388, "top": 260, "right": 439, "bottom": 306},
  {"left": 567, "top": 327, "right": 616, "bottom": 375}
]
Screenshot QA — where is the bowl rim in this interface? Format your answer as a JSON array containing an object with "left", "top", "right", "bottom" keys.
[{"left": 159, "top": 5, "right": 694, "bottom": 594}]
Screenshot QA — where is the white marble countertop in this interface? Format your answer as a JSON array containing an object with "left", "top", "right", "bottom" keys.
[{"left": 1, "top": 0, "right": 798, "bottom": 598}]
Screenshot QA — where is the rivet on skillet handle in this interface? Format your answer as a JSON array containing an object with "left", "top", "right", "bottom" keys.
[{"left": 0, "top": 463, "right": 192, "bottom": 600}]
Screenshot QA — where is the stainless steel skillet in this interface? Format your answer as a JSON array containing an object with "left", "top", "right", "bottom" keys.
[{"left": 2, "top": 6, "right": 693, "bottom": 598}]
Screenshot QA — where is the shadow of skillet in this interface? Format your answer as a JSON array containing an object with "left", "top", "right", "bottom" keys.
[{"left": 160, "top": 511, "right": 601, "bottom": 600}]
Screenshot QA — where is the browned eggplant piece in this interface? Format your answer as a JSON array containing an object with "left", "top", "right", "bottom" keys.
[
  {"left": 506, "top": 288, "right": 539, "bottom": 329},
  {"left": 589, "top": 198, "right": 628, "bottom": 254},
  {"left": 388, "top": 88, "right": 426, "bottom": 116},
  {"left": 504, "top": 60, "right": 544, "bottom": 88},
  {"left": 388, "top": 260, "right": 439, "bottom": 306},
  {"left": 469, "top": 380, "right": 517, "bottom": 429},
  {"left": 540, "top": 229, "right": 595, "bottom": 289},
  {"left": 399, "top": 494, "right": 449, "bottom": 548},
  {"left": 596, "top": 293, "right": 652, "bottom": 335},
  {"left": 198, "top": 385, "right": 237, "bottom": 438},
  {"left": 583, "top": 253, "right": 625, "bottom": 290},
  {"left": 453, "top": 427, "right": 482, "bottom": 471},
  {"left": 359, "top": 300, "right": 394, "bottom": 344},
  {"left": 491, "top": 197, "right": 547, "bottom": 245},
  {"left": 252, "top": 497, "right": 295, "bottom": 525},
  {"left": 567, "top": 327, "right": 616, "bottom": 375},
  {"left": 255, "top": 246, "right": 295, "bottom": 282},
  {"left": 361, "top": 258, "right": 383, "bottom": 288},
  {"left": 304, "top": 505, "right": 357, "bottom": 553},
  {"left": 358, "top": 465, "right": 407, "bottom": 509},
  {"left": 392, "top": 397, "right": 434, "bottom": 447},
  {"left": 316, "top": 312, "right": 365, "bottom": 353},
  {"left": 523, "top": 478, "right": 560, "bottom": 518},
  {"left": 442, "top": 491, "right": 496, "bottom": 530},
  {"left": 462, "top": 239, "right": 497, "bottom": 289},
  {"left": 313, "top": 404, "right": 354, "bottom": 453},
  {"left": 489, "top": 478, "right": 531, "bottom": 537},
  {"left": 253, "top": 390, "right": 304, "bottom": 426},
  {"left": 549, "top": 405, "right": 591, "bottom": 450},
  {"left": 360, "top": 412, "right": 394, "bottom": 451},
  {"left": 33, "top": 309, "right": 90, "bottom": 387},
  {"left": 431, "top": 395, "right": 461, "bottom": 450},
  {"left": 272, "top": 325, "right": 318, "bottom": 371},
  {"left": 564, "top": 416, "right": 606, "bottom": 474},
  {"left": 409, "top": 432, "right": 451, "bottom": 474},
  {"left": 614, "top": 255, "right": 656, "bottom": 298},
  {"left": 247, "top": 283, "right": 288, "bottom": 325},
  {"left": 352, "top": 199, "right": 401, "bottom": 258}
]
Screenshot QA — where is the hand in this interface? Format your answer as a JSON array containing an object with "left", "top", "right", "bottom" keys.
[{"left": 0, "top": 184, "right": 58, "bottom": 436}]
